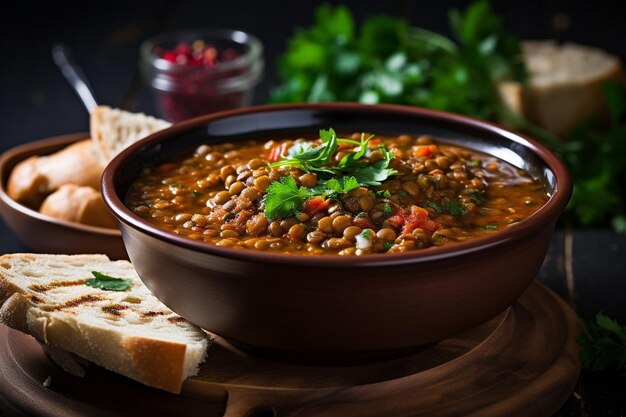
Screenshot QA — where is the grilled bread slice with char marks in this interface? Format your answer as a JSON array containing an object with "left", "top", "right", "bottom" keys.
[{"left": 0, "top": 253, "right": 210, "bottom": 394}]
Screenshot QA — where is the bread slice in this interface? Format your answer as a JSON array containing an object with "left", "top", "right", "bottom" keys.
[
  {"left": 90, "top": 106, "right": 171, "bottom": 164},
  {"left": 0, "top": 254, "right": 209, "bottom": 393},
  {"left": 39, "top": 184, "right": 118, "bottom": 229},
  {"left": 499, "top": 41, "right": 625, "bottom": 137}
]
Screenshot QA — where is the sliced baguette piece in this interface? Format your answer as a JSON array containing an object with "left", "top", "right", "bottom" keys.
[
  {"left": 499, "top": 40, "right": 626, "bottom": 137},
  {"left": 0, "top": 253, "right": 209, "bottom": 393},
  {"left": 90, "top": 106, "right": 171, "bottom": 164}
]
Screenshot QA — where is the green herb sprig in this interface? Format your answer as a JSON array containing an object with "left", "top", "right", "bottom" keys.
[
  {"left": 85, "top": 271, "right": 133, "bottom": 292},
  {"left": 578, "top": 313, "right": 626, "bottom": 374},
  {"left": 263, "top": 174, "right": 361, "bottom": 220},
  {"left": 269, "top": 128, "right": 397, "bottom": 186}
]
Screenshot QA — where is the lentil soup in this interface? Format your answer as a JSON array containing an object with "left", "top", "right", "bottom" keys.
[{"left": 125, "top": 130, "right": 548, "bottom": 255}]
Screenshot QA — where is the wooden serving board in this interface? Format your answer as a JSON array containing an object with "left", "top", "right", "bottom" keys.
[{"left": 0, "top": 282, "right": 580, "bottom": 417}]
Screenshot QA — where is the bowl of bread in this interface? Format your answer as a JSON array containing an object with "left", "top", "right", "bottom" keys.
[{"left": 0, "top": 106, "right": 170, "bottom": 259}]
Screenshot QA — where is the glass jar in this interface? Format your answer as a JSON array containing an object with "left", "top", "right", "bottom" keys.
[{"left": 140, "top": 29, "right": 264, "bottom": 122}]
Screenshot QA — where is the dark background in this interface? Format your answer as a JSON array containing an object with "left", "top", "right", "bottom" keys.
[
  {"left": 1, "top": 2, "right": 625, "bottom": 415},
  {"left": 1, "top": 0, "right": 625, "bottom": 150}
]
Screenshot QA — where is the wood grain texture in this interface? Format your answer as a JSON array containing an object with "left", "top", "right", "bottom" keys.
[{"left": 0, "top": 283, "right": 580, "bottom": 417}]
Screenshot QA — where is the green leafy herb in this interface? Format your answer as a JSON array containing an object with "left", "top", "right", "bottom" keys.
[
  {"left": 270, "top": 128, "right": 397, "bottom": 186},
  {"left": 263, "top": 176, "right": 311, "bottom": 220},
  {"left": 85, "top": 271, "right": 132, "bottom": 292},
  {"left": 398, "top": 190, "right": 409, "bottom": 198},
  {"left": 263, "top": 175, "right": 363, "bottom": 220},
  {"left": 466, "top": 189, "right": 487, "bottom": 205},
  {"left": 426, "top": 202, "right": 442, "bottom": 213},
  {"left": 384, "top": 203, "right": 392, "bottom": 213},
  {"left": 356, "top": 211, "right": 367, "bottom": 218},
  {"left": 383, "top": 242, "right": 394, "bottom": 251},
  {"left": 480, "top": 224, "right": 497, "bottom": 229},
  {"left": 361, "top": 229, "right": 372, "bottom": 239},
  {"left": 376, "top": 190, "right": 391, "bottom": 198},
  {"left": 577, "top": 313, "right": 626, "bottom": 374},
  {"left": 272, "top": 1, "right": 524, "bottom": 123},
  {"left": 443, "top": 200, "right": 468, "bottom": 216},
  {"left": 563, "top": 82, "right": 626, "bottom": 230}
]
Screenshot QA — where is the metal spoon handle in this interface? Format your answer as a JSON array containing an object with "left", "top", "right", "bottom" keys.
[{"left": 52, "top": 43, "right": 99, "bottom": 113}]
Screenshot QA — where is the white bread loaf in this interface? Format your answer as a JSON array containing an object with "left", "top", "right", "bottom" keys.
[
  {"left": 0, "top": 253, "right": 210, "bottom": 393},
  {"left": 39, "top": 184, "right": 118, "bottom": 229},
  {"left": 90, "top": 106, "right": 171, "bottom": 164},
  {"left": 499, "top": 41, "right": 625, "bottom": 137},
  {"left": 7, "top": 139, "right": 103, "bottom": 208}
]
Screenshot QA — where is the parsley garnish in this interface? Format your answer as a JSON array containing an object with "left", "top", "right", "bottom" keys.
[
  {"left": 376, "top": 190, "right": 391, "bottom": 198},
  {"left": 356, "top": 212, "right": 367, "bottom": 218},
  {"left": 426, "top": 202, "right": 442, "bottom": 213},
  {"left": 263, "top": 175, "right": 362, "bottom": 220},
  {"left": 383, "top": 242, "right": 394, "bottom": 251},
  {"left": 361, "top": 229, "right": 372, "bottom": 239},
  {"left": 85, "top": 271, "right": 132, "bottom": 292},
  {"left": 269, "top": 128, "right": 397, "bottom": 186},
  {"left": 577, "top": 313, "right": 626, "bottom": 374},
  {"left": 443, "top": 200, "right": 468, "bottom": 216},
  {"left": 263, "top": 176, "right": 311, "bottom": 220},
  {"left": 466, "top": 189, "right": 487, "bottom": 205},
  {"left": 480, "top": 224, "right": 497, "bottom": 229},
  {"left": 384, "top": 203, "right": 392, "bottom": 213}
]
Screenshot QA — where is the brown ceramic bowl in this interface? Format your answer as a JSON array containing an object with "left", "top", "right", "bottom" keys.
[
  {"left": 102, "top": 103, "right": 572, "bottom": 362},
  {"left": 0, "top": 133, "right": 127, "bottom": 259}
]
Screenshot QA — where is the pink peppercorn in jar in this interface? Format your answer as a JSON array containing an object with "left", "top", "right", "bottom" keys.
[{"left": 140, "top": 29, "right": 264, "bottom": 122}]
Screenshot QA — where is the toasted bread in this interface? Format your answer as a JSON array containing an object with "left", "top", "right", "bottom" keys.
[
  {"left": 90, "top": 106, "right": 171, "bottom": 164},
  {"left": 0, "top": 254, "right": 209, "bottom": 393}
]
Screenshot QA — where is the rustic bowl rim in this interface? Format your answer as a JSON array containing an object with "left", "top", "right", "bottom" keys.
[
  {"left": 0, "top": 133, "right": 122, "bottom": 237},
  {"left": 102, "top": 103, "right": 572, "bottom": 267}
]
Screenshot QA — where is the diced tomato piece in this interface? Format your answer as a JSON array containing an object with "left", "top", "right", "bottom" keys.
[
  {"left": 401, "top": 205, "right": 440, "bottom": 235},
  {"left": 267, "top": 143, "right": 288, "bottom": 162},
  {"left": 370, "top": 138, "right": 382, "bottom": 145},
  {"left": 414, "top": 145, "right": 438, "bottom": 158},
  {"left": 303, "top": 197, "right": 331, "bottom": 214},
  {"left": 353, "top": 215, "right": 375, "bottom": 230}
]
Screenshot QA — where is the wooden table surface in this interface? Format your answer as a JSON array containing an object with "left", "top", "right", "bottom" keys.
[{"left": 1, "top": 1, "right": 625, "bottom": 416}]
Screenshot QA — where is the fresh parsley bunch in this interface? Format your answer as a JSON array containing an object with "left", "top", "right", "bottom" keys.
[
  {"left": 272, "top": 1, "right": 525, "bottom": 122},
  {"left": 578, "top": 313, "right": 626, "bottom": 374},
  {"left": 564, "top": 82, "right": 626, "bottom": 232}
]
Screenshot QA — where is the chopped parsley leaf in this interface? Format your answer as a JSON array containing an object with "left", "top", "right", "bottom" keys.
[
  {"left": 467, "top": 189, "right": 487, "bottom": 205},
  {"left": 443, "top": 200, "right": 468, "bottom": 216},
  {"left": 426, "top": 202, "right": 442, "bottom": 213},
  {"left": 85, "top": 271, "right": 132, "bottom": 292}
]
